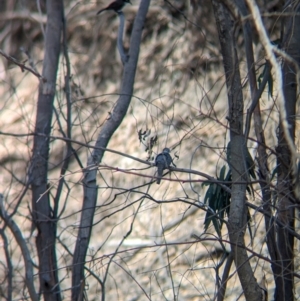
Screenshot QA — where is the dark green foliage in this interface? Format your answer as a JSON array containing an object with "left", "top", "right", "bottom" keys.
[
  {"left": 258, "top": 61, "right": 273, "bottom": 98},
  {"left": 245, "top": 148, "right": 256, "bottom": 180},
  {"left": 202, "top": 166, "right": 231, "bottom": 236},
  {"left": 203, "top": 148, "right": 255, "bottom": 238}
]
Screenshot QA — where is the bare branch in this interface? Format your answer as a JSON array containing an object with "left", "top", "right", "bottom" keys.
[
  {"left": 0, "top": 50, "right": 44, "bottom": 81},
  {"left": 0, "top": 194, "right": 38, "bottom": 301}
]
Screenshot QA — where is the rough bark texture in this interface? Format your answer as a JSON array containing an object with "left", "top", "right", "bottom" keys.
[
  {"left": 71, "top": 0, "right": 151, "bottom": 299},
  {"left": 212, "top": 1, "right": 262, "bottom": 300},
  {"left": 29, "top": 1, "right": 63, "bottom": 300},
  {"left": 275, "top": 3, "right": 300, "bottom": 300}
]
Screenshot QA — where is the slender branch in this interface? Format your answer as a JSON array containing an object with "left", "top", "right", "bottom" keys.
[
  {"left": 53, "top": 4, "right": 74, "bottom": 220},
  {"left": 216, "top": 252, "right": 233, "bottom": 301},
  {"left": 245, "top": 0, "right": 297, "bottom": 159},
  {"left": 0, "top": 194, "right": 38, "bottom": 301},
  {"left": 0, "top": 227, "right": 13, "bottom": 300},
  {"left": 117, "top": 12, "right": 128, "bottom": 64},
  {"left": 72, "top": 0, "right": 151, "bottom": 298},
  {"left": 0, "top": 49, "right": 44, "bottom": 81}
]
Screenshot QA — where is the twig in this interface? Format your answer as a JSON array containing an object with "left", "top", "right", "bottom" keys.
[
  {"left": 0, "top": 49, "right": 45, "bottom": 81},
  {"left": 0, "top": 194, "right": 38, "bottom": 301}
]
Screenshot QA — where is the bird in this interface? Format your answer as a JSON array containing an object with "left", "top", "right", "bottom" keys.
[
  {"left": 155, "top": 148, "right": 173, "bottom": 185},
  {"left": 97, "top": 0, "right": 131, "bottom": 15}
]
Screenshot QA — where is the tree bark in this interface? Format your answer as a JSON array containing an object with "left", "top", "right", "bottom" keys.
[
  {"left": 71, "top": 0, "right": 151, "bottom": 300},
  {"left": 237, "top": 0, "right": 285, "bottom": 298},
  {"left": 275, "top": 3, "right": 300, "bottom": 300},
  {"left": 30, "top": 1, "right": 63, "bottom": 300},
  {"left": 211, "top": 1, "right": 262, "bottom": 300}
]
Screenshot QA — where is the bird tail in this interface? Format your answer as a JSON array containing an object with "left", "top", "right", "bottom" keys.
[{"left": 157, "top": 164, "right": 163, "bottom": 184}]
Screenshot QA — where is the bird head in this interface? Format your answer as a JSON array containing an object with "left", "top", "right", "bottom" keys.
[{"left": 162, "top": 148, "right": 170, "bottom": 153}]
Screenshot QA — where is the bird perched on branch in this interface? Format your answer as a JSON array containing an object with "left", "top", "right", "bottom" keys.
[
  {"left": 97, "top": 0, "right": 131, "bottom": 15},
  {"left": 155, "top": 148, "right": 174, "bottom": 185}
]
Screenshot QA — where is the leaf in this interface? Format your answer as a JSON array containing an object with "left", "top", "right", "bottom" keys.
[
  {"left": 203, "top": 165, "right": 231, "bottom": 234},
  {"left": 245, "top": 147, "right": 256, "bottom": 179},
  {"left": 247, "top": 208, "right": 253, "bottom": 244},
  {"left": 204, "top": 207, "right": 214, "bottom": 231},
  {"left": 258, "top": 62, "right": 273, "bottom": 98},
  {"left": 268, "top": 75, "right": 273, "bottom": 98},
  {"left": 219, "top": 165, "right": 226, "bottom": 180},
  {"left": 203, "top": 184, "right": 214, "bottom": 205},
  {"left": 212, "top": 216, "right": 222, "bottom": 238},
  {"left": 271, "top": 165, "right": 278, "bottom": 181}
]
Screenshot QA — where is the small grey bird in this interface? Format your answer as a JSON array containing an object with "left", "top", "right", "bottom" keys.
[{"left": 155, "top": 148, "right": 173, "bottom": 184}]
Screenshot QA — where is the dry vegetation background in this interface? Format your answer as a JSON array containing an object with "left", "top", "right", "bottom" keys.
[{"left": 0, "top": 0, "right": 295, "bottom": 300}]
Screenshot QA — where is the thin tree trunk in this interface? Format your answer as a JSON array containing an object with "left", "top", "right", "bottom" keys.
[
  {"left": 71, "top": 1, "right": 151, "bottom": 299},
  {"left": 211, "top": 1, "right": 262, "bottom": 300},
  {"left": 275, "top": 3, "right": 300, "bottom": 300},
  {"left": 30, "top": 1, "right": 63, "bottom": 300},
  {"left": 237, "top": 0, "right": 286, "bottom": 297}
]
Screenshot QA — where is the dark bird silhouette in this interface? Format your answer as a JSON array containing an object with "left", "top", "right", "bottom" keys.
[
  {"left": 155, "top": 148, "right": 173, "bottom": 185},
  {"left": 97, "top": 0, "right": 131, "bottom": 15}
]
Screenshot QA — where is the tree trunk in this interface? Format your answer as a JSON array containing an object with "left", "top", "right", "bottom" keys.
[
  {"left": 211, "top": 1, "right": 262, "bottom": 300},
  {"left": 30, "top": 1, "right": 63, "bottom": 300},
  {"left": 275, "top": 3, "right": 300, "bottom": 300},
  {"left": 71, "top": 1, "right": 151, "bottom": 299}
]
